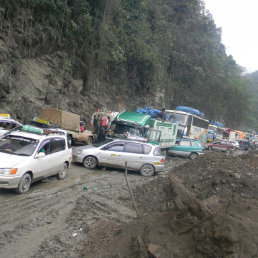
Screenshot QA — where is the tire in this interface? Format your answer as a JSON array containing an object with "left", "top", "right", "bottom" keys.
[
  {"left": 86, "top": 136, "right": 93, "bottom": 145},
  {"left": 15, "top": 173, "right": 32, "bottom": 194},
  {"left": 71, "top": 137, "right": 76, "bottom": 146},
  {"left": 57, "top": 163, "right": 68, "bottom": 180},
  {"left": 190, "top": 152, "right": 198, "bottom": 160},
  {"left": 140, "top": 164, "right": 155, "bottom": 177},
  {"left": 208, "top": 146, "right": 212, "bottom": 151},
  {"left": 83, "top": 156, "right": 98, "bottom": 169}
]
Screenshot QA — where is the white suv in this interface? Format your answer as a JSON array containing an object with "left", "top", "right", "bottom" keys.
[{"left": 0, "top": 125, "right": 72, "bottom": 194}]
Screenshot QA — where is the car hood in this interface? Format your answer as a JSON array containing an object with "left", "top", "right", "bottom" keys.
[
  {"left": 0, "top": 152, "right": 28, "bottom": 167},
  {"left": 73, "top": 145, "right": 98, "bottom": 153}
]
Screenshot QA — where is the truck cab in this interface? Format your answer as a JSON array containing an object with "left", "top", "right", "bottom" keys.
[{"left": 106, "top": 111, "right": 178, "bottom": 151}]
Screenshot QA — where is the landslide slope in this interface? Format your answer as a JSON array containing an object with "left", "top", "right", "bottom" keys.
[{"left": 0, "top": 0, "right": 248, "bottom": 126}]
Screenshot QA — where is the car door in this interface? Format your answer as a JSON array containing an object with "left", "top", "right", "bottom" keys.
[
  {"left": 121, "top": 142, "right": 145, "bottom": 170},
  {"left": 212, "top": 141, "right": 221, "bottom": 151},
  {"left": 171, "top": 140, "right": 191, "bottom": 157},
  {"left": 49, "top": 137, "right": 67, "bottom": 174},
  {"left": 31, "top": 139, "right": 54, "bottom": 179},
  {"left": 179, "top": 140, "right": 192, "bottom": 157},
  {"left": 219, "top": 141, "right": 228, "bottom": 151},
  {"left": 98, "top": 142, "right": 125, "bottom": 168}
]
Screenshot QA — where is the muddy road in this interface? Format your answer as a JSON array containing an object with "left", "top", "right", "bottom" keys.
[
  {"left": 0, "top": 149, "right": 253, "bottom": 258},
  {"left": 0, "top": 154, "right": 187, "bottom": 258}
]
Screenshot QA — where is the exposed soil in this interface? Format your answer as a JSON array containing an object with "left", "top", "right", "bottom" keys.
[
  {"left": 81, "top": 151, "right": 258, "bottom": 258},
  {"left": 1, "top": 151, "right": 258, "bottom": 258}
]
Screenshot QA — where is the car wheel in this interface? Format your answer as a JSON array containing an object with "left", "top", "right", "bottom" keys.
[
  {"left": 57, "top": 163, "right": 68, "bottom": 180},
  {"left": 83, "top": 156, "right": 98, "bottom": 169},
  {"left": 208, "top": 146, "right": 212, "bottom": 151},
  {"left": 86, "top": 136, "right": 93, "bottom": 145},
  {"left": 140, "top": 164, "right": 155, "bottom": 177},
  {"left": 190, "top": 152, "right": 198, "bottom": 160},
  {"left": 15, "top": 173, "right": 32, "bottom": 194}
]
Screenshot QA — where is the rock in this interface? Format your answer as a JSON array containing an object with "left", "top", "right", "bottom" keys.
[{"left": 148, "top": 243, "right": 166, "bottom": 258}]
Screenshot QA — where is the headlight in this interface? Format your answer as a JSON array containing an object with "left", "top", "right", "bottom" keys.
[
  {"left": 76, "top": 149, "right": 82, "bottom": 154},
  {"left": 0, "top": 168, "right": 18, "bottom": 175}
]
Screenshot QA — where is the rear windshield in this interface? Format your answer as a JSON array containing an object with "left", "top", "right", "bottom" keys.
[{"left": 153, "top": 147, "right": 162, "bottom": 156}]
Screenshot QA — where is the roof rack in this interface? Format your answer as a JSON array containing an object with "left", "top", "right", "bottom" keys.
[{"left": 8, "top": 125, "right": 65, "bottom": 136}]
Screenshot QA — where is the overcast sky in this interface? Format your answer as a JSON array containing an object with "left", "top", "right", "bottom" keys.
[{"left": 204, "top": 0, "right": 258, "bottom": 73}]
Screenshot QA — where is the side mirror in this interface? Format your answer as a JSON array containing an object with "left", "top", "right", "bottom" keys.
[{"left": 35, "top": 152, "right": 46, "bottom": 158}]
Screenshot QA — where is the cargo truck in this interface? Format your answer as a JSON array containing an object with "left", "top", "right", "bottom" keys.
[{"left": 38, "top": 108, "right": 95, "bottom": 145}]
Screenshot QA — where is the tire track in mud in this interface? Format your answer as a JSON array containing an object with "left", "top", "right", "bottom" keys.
[{"left": 0, "top": 157, "right": 188, "bottom": 257}]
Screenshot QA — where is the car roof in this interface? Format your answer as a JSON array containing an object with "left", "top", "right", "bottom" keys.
[
  {"left": 0, "top": 118, "right": 22, "bottom": 125},
  {"left": 110, "top": 139, "right": 157, "bottom": 147},
  {"left": 177, "top": 138, "right": 198, "bottom": 141},
  {"left": 7, "top": 128, "right": 67, "bottom": 140}
]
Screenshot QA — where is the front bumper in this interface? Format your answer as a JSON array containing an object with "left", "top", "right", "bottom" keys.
[
  {"left": 72, "top": 153, "right": 84, "bottom": 163},
  {"left": 0, "top": 175, "right": 22, "bottom": 189}
]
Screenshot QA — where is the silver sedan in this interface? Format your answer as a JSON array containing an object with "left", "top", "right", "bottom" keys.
[{"left": 72, "top": 140, "right": 165, "bottom": 176}]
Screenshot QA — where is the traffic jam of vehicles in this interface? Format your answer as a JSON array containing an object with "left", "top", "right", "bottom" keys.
[{"left": 0, "top": 105, "right": 257, "bottom": 194}]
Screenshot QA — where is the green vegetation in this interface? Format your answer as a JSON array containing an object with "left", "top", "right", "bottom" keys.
[
  {"left": 244, "top": 72, "right": 258, "bottom": 131},
  {"left": 0, "top": 0, "right": 256, "bottom": 129}
]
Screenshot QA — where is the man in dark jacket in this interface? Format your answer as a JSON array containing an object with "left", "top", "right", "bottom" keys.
[{"left": 159, "top": 108, "right": 167, "bottom": 121}]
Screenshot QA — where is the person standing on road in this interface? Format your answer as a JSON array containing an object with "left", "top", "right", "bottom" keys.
[{"left": 93, "top": 115, "right": 98, "bottom": 134}]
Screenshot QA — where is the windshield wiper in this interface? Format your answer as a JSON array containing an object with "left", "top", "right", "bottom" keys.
[
  {"left": 0, "top": 149, "right": 13, "bottom": 154},
  {"left": 15, "top": 153, "right": 30, "bottom": 156}
]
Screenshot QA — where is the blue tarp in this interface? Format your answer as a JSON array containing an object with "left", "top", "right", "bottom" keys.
[
  {"left": 215, "top": 121, "right": 223, "bottom": 128},
  {"left": 209, "top": 120, "right": 223, "bottom": 128},
  {"left": 136, "top": 107, "right": 170, "bottom": 119},
  {"left": 176, "top": 106, "right": 205, "bottom": 118}
]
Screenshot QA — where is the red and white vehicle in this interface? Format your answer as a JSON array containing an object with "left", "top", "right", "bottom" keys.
[{"left": 205, "top": 140, "right": 234, "bottom": 153}]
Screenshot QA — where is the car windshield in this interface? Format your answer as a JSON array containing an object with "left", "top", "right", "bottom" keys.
[{"left": 0, "top": 135, "right": 39, "bottom": 156}]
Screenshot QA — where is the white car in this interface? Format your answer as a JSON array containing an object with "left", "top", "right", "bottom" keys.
[
  {"left": 229, "top": 140, "right": 240, "bottom": 150},
  {"left": 0, "top": 125, "right": 72, "bottom": 194},
  {"left": 73, "top": 140, "right": 165, "bottom": 177},
  {"left": 0, "top": 116, "right": 22, "bottom": 137}
]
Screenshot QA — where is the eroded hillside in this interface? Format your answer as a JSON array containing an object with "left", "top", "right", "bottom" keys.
[{"left": 0, "top": 0, "right": 250, "bottom": 126}]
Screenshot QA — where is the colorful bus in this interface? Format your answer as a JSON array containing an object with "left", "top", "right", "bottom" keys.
[{"left": 165, "top": 109, "right": 209, "bottom": 144}]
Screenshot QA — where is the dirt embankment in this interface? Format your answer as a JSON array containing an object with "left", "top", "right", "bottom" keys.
[{"left": 83, "top": 152, "right": 258, "bottom": 258}]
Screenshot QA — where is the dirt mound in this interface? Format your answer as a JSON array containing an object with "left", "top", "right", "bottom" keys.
[
  {"left": 81, "top": 152, "right": 258, "bottom": 258},
  {"left": 173, "top": 152, "right": 258, "bottom": 201}
]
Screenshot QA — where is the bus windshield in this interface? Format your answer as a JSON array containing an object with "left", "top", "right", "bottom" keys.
[
  {"left": 208, "top": 125, "right": 216, "bottom": 131},
  {"left": 169, "top": 112, "right": 188, "bottom": 125}
]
